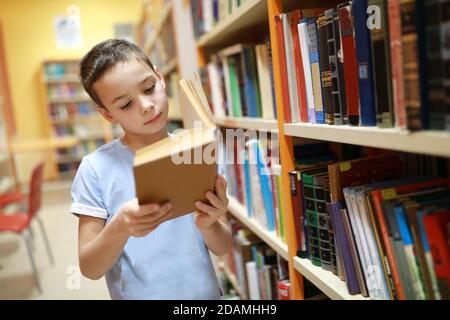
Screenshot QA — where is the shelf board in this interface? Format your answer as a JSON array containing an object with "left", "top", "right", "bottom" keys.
[
  {"left": 161, "top": 58, "right": 177, "bottom": 77},
  {"left": 228, "top": 197, "right": 289, "bottom": 261},
  {"left": 197, "top": 0, "right": 267, "bottom": 48},
  {"left": 215, "top": 116, "right": 278, "bottom": 131},
  {"left": 9, "top": 136, "right": 80, "bottom": 152},
  {"left": 293, "top": 257, "right": 369, "bottom": 300},
  {"left": 144, "top": 1, "right": 173, "bottom": 53},
  {"left": 44, "top": 74, "right": 80, "bottom": 84},
  {"left": 50, "top": 115, "right": 100, "bottom": 124},
  {"left": 48, "top": 96, "right": 91, "bottom": 104},
  {"left": 284, "top": 122, "right": 450, "bottom": 158},
  {"left": 223, "top": 266, "right": 247, "bottom": 300}
]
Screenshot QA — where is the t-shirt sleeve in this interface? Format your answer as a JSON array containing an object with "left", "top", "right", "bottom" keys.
[{"left": 70, "top": 157, "right": 108, "bottom": 219}]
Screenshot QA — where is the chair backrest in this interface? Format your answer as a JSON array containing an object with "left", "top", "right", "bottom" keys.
[{"left": 27, "top": 162, "right": 44, "bottom": 219}]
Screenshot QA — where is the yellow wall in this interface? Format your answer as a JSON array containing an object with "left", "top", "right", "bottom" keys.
[{"left": 0, "top": 0, "right": 142, "bottom": 182}]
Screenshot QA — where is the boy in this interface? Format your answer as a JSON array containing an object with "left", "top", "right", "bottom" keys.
[{"left": 71, "top": 39, "right": 232, "bottom": 299}]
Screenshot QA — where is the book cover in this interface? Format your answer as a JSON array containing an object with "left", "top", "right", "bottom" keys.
[
  {"left": 337, "top": 2, "right": 359, "bottom": 125},
  {"left": 134, "top": 74, "right": 218, "bottom": 218}
]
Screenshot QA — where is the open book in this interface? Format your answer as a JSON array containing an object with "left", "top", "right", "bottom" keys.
[{"left": 133, "top": 73, "right": 218, "bottom": 218}]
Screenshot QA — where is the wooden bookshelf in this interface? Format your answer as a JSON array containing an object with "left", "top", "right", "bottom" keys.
[
  {"left": 40, "top": 59, "right": 118, "bottom": 180},
  {"left": 223, "top": 265, "right": 247, "bottom": 300},
  {"left": 293, "top": 257, "right": 369, "bottom": 300},
  {"left": 197, "top": 0, "right": 268, "bottom": 48},
  {"left": 285, "top": 123, "right": 450, "bottom": 158},
  {"left": 161, "top": 57, "right": 178, "bottom": 77},
  {"left": 194, "top": 0, "right": 450, "bottom": 301},
  {"left": 228, "top": 197, "right": 289, "bottom": 261},
  {"left": 144, "top": 1, "right": 174, "bottom": 53},
  {"left": 215, "top": 116, "right": 278, "bottom": 131},
  {"left": 137, "top": 1, "right": 182, "bottom": 129}
]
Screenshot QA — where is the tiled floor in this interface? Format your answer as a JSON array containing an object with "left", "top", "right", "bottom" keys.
[{"left": 0, "top": 183, "right": 110, "bottom": 299}]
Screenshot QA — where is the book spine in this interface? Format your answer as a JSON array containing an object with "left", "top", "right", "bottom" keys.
[
  {"left": 318, "top": 13, "right": 335, "bottom": 125},
  {"left": 352, "top": 0, "right": 377, "bottom": 126},
  {"left": 274, "top": 15, "right": 293, "bottom": 123},
  {"left": 371, "top": 190, "right": 406, "bottom": 299},
  {"left": 265, "top": 35, "right": 278, "bottom": 119},
  {"left": 338, "top": 2, "right": 360, "bottom": 126},
  {"left": 316, "top": 175, "right": 333, "bottom": 271},
  {"left": 298, "top": 21, "right": 317, "bottom": 124},
  {"left": 291, "top": 10, "right": 309, "bottom": 122},
  {"left": 282, "top": 13, "right": 301, "bottom": 123},
  {"left": 334, "top": 9, "right": 348, "bottom": 125},
  {"left": 302, "top": 173, "right": 321, "bottom": 266},
  {"left": 307, "top": 18, "right": 325, "bottom": 123},
  {"left": 401, "top": 0, "right": 423, "bottom": 130},
  {"left": 289, "top": 171, "right": 306, "bottom": 257},
  {"left": 326, "top": 9, "right": 340, "bottom": 125},
  {"left": 369, "top": 0, "right": 395, "bottom": 128},
  {"left": 425, "top": 0, "right": 446, "bottom": 130},
  {"left": 325, "top": 182, "right": 338, "bottom": 275},
  {"left": 389, "top": 0, "right": 407, "bottom": 128}
]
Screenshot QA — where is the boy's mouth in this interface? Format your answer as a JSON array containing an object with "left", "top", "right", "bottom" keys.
[{"left": 144, "top": 113, "right": 162, "bottom": 125}]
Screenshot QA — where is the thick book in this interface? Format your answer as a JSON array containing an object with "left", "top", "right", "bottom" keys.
[
  {"left": 369, "top": 0, "right": 395, "bottom": 128},
  {"left": 298, "top": 21, "right": 316, "bottom": 123},
  {"left": 275, "top": 14, "right": 293, "bottom": 123},
  {"left": 388, "top": 0, "right": 407, "bottom": 128},
  {"left": 325, "top": 8, "right": 344, "bottom": 125},
  {"left": 317, "top": 13, "right": 334, "bottom": 125},
  {"left": 290, "top": 10, "right": 309, "bottom": 122},
  {"left": 338, "top": 2, "right": 360, "bottom": 126},
  {"left": 352, "top": 0, "right": 377, "bottom": 126},
  {"left": 306, "top": 18, "right": 325, "bottom": 123},
  {"left": 134, "top": 73, "right": 218, "bottom": 218}
]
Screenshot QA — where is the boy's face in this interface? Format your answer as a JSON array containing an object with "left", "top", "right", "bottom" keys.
[{"left": 93, "top": 58, "right": 169, "bottom": 136}]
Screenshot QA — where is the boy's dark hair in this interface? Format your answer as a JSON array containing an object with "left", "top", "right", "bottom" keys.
[{"left": 79, "top": 39, "right": 156, "bottom": 108}]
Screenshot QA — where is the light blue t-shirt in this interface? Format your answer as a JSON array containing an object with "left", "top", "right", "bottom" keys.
[{"left": 70, "top": 137, "right": 221, "bottom": 300}]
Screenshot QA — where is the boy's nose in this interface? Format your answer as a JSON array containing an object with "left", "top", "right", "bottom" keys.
[{"left": 140, "top": 97, "right": 155, "bottom": 114}]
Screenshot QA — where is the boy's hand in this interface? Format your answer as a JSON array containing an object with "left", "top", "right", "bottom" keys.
[
  {"left": 194, "top": 174, "right": 229, "bottom": 230},
  {"left": 115, "top": 198, "right": 173, "bottom": 237}
]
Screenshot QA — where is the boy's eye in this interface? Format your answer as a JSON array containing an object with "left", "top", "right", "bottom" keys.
[
  {"left": 120, "top": 101, "right": 132, "bottom": 110},
  {"left": 145, "top": 86, "right": 154, "bottom": 94}
]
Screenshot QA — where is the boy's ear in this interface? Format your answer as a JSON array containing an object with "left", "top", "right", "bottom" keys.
[
  {"left": 154, "top": 66, "right": 166, "bottom": 89},
  {"left": 96, "top": 106, "right": 118, "bottom": 124}
]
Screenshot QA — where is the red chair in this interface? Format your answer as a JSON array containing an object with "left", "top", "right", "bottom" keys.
[{"left": 0, "top": 162, "right": 54, "bottom": 293}]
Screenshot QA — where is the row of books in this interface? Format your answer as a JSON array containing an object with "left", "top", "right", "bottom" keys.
[
  {"left": 53, "top": 122, "right": 104, "bottom": 139},
  {"left": 49, "top": 101, "right": 96, "bottom": 120},
  {"left": 225, "top": 218, "right": 290, "bottom": 300},
  {"left": 202, "top": 41, "right": 277, "bottom": 119},
  {"left": 47, "top": 83, "right": 89, "bottom": 102},
  {"left": 190, "top": 0, "right": 252, "bottom": 39},
  {"left": 44, "top": 61, "right": 78, "bottom": 79},
  {"left": 222, "top": 136, "right": 285, "bottom": 241},
  {"left": 56, "top": 139, "right": 105, "bottom": 163},
  {"left": 289, "top": 149, "right": 450, "bottom": 299},
  {"left": 276, "top": 1, "right": 450, "bottom": 130}
]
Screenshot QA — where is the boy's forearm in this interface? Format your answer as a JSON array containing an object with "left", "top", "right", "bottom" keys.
[
  {"left": 198, "top": 219, "right": 233, "bottom": 256},
  {"left": 79, "top": 217, "right": 129, "bottom": 280}
]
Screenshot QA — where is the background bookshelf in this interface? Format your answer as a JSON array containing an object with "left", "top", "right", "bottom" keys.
[
  {"left": 135, "top": 0, "right": 183, "bottom": 130},
  {"left": 40, "top": 59, "right": 121, "bottom": 180},
  {"left": 192, "top": 0, "right": 450, "bottom": 300}
]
